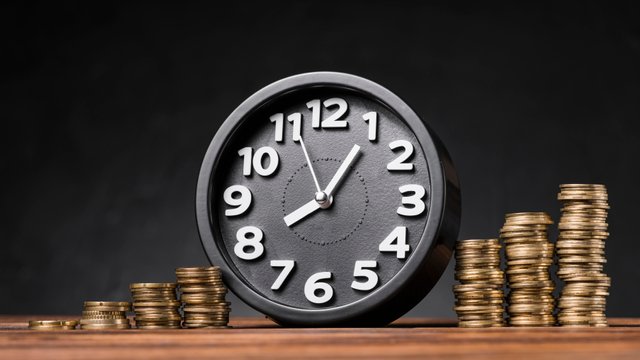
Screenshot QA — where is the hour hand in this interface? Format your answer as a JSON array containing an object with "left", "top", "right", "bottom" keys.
[{"left": 283, "top": 200, "right": 321, "bottom": 227}]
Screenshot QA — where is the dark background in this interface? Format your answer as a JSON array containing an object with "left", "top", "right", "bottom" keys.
[{"left": 1, "top": 1, "right": 639, "bottom": 318}]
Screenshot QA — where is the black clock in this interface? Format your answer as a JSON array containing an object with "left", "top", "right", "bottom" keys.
[{"left": 196, "top": 72, "right": 460, "bottom": 326}]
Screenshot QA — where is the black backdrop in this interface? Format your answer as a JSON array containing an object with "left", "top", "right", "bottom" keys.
[{"left": 2, "top": 1, "right": 639, "bottom": 318}]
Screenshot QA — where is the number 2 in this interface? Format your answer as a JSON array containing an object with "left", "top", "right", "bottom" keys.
[{"left": 387, "top": 140, "right": 414, "bottom": 171}]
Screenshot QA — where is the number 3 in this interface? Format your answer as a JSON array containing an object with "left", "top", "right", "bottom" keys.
[{"left": 397, "top": 184, "right": 426, "bottom": 216}]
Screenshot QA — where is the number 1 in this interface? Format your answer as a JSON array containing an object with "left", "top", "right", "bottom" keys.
[
  {"left": 287, "top": 113, "right": 301, "bottom": 142},
  {"left": 363, "top": 111, "right": 377, "bottom": 141},
  {"left": 269, "top": 113, "right": 284, "bottom": 142},
  {"left": 306, "top": 99, "right": 321, "bottom": 128}
]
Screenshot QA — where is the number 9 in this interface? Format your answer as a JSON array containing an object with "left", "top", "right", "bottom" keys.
[{"left": 224, "top": 185, "right": 252, "bottom": 216}]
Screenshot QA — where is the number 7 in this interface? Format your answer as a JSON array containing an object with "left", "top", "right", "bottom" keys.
[{"left": 270, "top": 260, "right": 295, "bottom": 290}]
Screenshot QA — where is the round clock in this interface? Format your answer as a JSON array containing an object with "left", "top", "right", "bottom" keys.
[{"left": 196, "top": 72, "right": 460, "bottom": 326}]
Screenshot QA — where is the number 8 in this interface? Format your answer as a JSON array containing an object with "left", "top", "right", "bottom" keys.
[{"left": 234, "top": 226, "right": 264, "bottom": 260}]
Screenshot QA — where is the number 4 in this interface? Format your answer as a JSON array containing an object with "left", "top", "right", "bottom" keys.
[{"left": 379, "top": 226, "right": 410, "bottom": 259}]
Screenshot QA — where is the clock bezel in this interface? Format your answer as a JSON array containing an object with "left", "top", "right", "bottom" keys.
[{"left": 196, "top": 71, "right": 460, "bottom": 326}]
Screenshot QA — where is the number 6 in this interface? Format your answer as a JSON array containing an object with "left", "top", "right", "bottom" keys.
[{"left": 304, "top": 272, "right": 333, "bottom": 304}]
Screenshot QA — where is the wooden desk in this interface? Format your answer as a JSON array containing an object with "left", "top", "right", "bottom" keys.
[{"left": 1, "top": 315, "right": 639, "bottom": 359}]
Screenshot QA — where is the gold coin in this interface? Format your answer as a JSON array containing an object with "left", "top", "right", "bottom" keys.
[
  {"left": 80, "top": 318, "right": 131, "bottom": 325},
  {"left": 84, "top": 301, "right": 131, "bottom": 307},
  {"left": 133, "top": 301, "right": 181, "bottom": 307}
]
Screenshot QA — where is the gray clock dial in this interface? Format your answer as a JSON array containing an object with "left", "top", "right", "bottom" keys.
[{"left": 214, "top": 88, "right": 430, "bottom": 309}]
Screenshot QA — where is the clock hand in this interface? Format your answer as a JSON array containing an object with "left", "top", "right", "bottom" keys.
[
  {"left": 283, "top": 144, "right": 361, "bottom": 227},
  {"left": 283, "top": 199, "right": 321, "bottom": 227},
  {"left": 323, "top": 144, "right": 361, "bottom": 197},
  {"left": 299, "top": 137, "right": 322, "bottom": 193}
]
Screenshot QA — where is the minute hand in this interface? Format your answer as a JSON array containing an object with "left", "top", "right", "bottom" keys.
[{"left": 324, "top": 144, "right": 361, "bottom": 197}]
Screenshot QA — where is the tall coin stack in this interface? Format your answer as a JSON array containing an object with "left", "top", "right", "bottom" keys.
[
  {"left": 501, "top": 212, "right": 556, "bottom": 326},
  {"left": 556, "top": 184, "right": 610, "bottom": 327},
  {"left": 453, "top": 239, "right": 505, "bottom": 328},
  {"left": 176, "top": 267, "right": 231, "bottom": 328},
  {"left": 130, "top": 283, "right": 182, "bottom": 329},
  {"left": 80, "top": 301, "right": 131, "bottom": 330}
]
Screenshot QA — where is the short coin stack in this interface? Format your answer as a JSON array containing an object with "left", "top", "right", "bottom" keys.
[
  {"left": 501, "top": 212, "right": 556, "bottom": 327},
  {"left": 556, "top": 184, "right": 610, "bottom": 327},
  {"left": 453, "top": 239, "right": 505, "bottom": 328},
  {"left": 28, "top": 320, "right": 78, "bottom": 330},
  {"left": 80, "top": 301, "right": 131, "bottom": 330},
  {"left": 130, "top": 283, "right": 181, "bottom": 329},
  {"left": 176, "top": 267, "right": 231, "bottom": 328}
]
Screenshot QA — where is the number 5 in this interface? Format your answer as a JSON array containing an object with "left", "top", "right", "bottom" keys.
[{"left": 351, "top": 261, "right": 378, "bottom": 291}]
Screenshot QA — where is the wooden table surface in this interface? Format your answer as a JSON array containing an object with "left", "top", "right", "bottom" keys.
[{"left": 1, "top": 315, "right": 639, "bottom": 359}]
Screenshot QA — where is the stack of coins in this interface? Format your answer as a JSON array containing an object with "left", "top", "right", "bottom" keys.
[
  {"left": 80, "top": 301, "right": 131, "bottom": 330},
  {"left": 130, "top": 283, "right": 181, "bottom": 329},
  {"left": 176, "top": 267, "right": 231, "bottom": 328},
  {"left": 501, "top": 212, "right": 556, "bottom": 327},
  {"left": 556, "top": 184, "right": 610, "bottom": 327},
  {"left": 28, "top": 320, "right": 78, "bottom": 330},
  {"left": 453, "top": 239, "right": 505, "bottom": 328}
]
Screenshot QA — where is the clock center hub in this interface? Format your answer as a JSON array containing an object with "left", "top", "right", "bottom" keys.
[{"left": 314, "top": 191, "right": 333, "bottom": 209}]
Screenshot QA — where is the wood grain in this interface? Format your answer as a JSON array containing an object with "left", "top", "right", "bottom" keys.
[{"left": 1, "top": 316, "right": 639, "bottom": 359}]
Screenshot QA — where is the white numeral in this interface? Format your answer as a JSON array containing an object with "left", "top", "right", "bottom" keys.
[
  {"left": 379, "top": 226, "right": 410, "bottom": 259},
  {"left": 287, "top": 113, "right": 302, "bottom": 142},
  {"left": 238, "top": 147, "right": 253, "bottom": 175},
  {"left": 322, "top": 98, "right": 348, "bottom": 128},
  {"left": 363, "top": 111, "right": 377, "bottom": 141},
  {"left": 397, "top": 184, "right": 426, "bottom": 216},
  {"left": 270, "top": 260, "right": 295, "bottom": 290},
  {"left": 234, "top": 226, "right": 264, "bottom": 260},
  {"left": 351, "top": 260, "right": 378, "bottom": 291},
  {"left": 306, "top": 99, "right": 321, "bottom": 128},
  {"left": 269, "top": 113, "right": 284, "bottom": 142},
  {"left": 223, "top": 185, "right": 252, "bottom": 216},
  {"left": 238, "top": 146, "right": 279, "bottom": 176},
  {"left": 306, "top": 98, "right": 349, "bottom": 129},
  {"left": 387, "top": 140, "right": 414, "bottom": 171},
  {"left": 304, "top": 272, "right": 333, "bottom": 304}
]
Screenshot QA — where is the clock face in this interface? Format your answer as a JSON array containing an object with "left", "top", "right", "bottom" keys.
[{"left": 197, "top": 72, "right": 459, "bottom": 326}]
